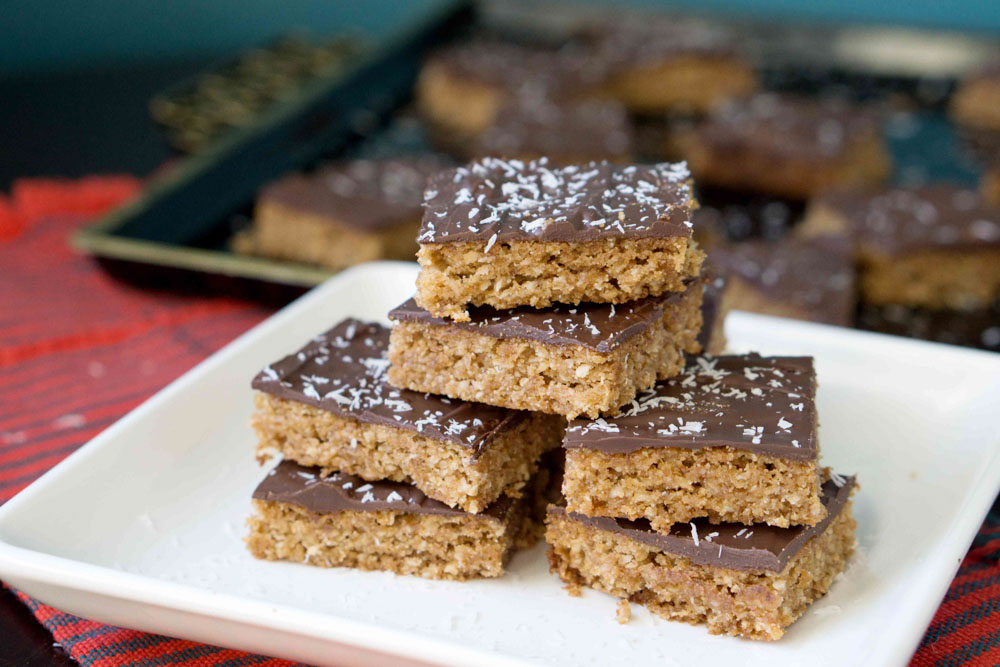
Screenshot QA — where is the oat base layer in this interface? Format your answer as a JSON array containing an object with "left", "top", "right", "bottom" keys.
[
  {"left": 252, "top": 393, "right": 564, "bottom": 513},
  {"left": 563, "top": 447, "right": 826, "bottom": 531},
  {"left": 415, "top": 236, "right": 703, "bottom": 321},
  {"left": 605, "top": 57, "right": 757, "bottom": 115},
  {"left": 247, "top": 498, "right": 535, "bottom": 580},
  {"left": 233, "top": 200, "right": 420, "bottom": 269},
  {"left": 388, "top": 283, "right": 703, "bottom": 419},
  {"left": 546, "top": 503, "right": 855, "bottom": 640}
]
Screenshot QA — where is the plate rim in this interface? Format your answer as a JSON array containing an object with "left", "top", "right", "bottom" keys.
[{"left": 1, "top": 262, "right": 999, "bottom": 666}]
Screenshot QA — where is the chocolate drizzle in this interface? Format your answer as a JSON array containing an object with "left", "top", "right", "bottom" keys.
[
  {"left": 259, "top": 156, "right": 448, "bottom": 231},
  {"left": 709, "top": 237, "right": 856, "bottom": 326},
  {"left": 418, "top": 158, "right": 694, "bottom": 245},
  {"left": 552, "top": 476, "right": 854, "bottom": 572},
  {"left": 815, "top": 184, "right": 1000, "bottom": 256},
  {"left": 251, "top": 319, "right": 527, "bottom": 457},
  {"left": 389, "top": 284, "right": 698, "bottom": 353},
  {"left": 254, "top": 460, "right": 513, "bottom": 520},
  {"left": 564, "top": 354, "right": 818, "bottom": 461}
]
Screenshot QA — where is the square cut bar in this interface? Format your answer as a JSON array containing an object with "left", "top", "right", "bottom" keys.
[
  {"left": 233, "top": 157, "right": 447, "bottom": 269},
  {"left": 388, "top": 281, "right": 704, "bottom": 420},
  {"left": 799, "top": 184, "right": 1000, "bottom": 309},
  {"left": 671, "top": 94, "right": 890, "bottom": 199},
  {"left": 546, "top": 476, "right": 856, "bottom": 641},
  {"left": 586, "top": 18, "right": 757, "bottom": 115},
  {"left": 251, "top": 319, "right": 564, "bottom": 514},
  {"left": 415, "top": 158, "right": 704, "bottom": 321},
  {"left": 707, "top": 237, "right": 856, "bottom": 327},
  {"left": 563, "top": 354, "right": 824, "bottom": 530},
  {"left": 247, "top": 461, "right": 539, "bottom": 580},
  {"left": 416, "top": 41, "right": 603, "bottom": 141}
]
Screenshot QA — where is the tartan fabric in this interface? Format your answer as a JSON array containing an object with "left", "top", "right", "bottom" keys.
[{"left": 0, "top": 176, "right": 996, "bottom": 665}]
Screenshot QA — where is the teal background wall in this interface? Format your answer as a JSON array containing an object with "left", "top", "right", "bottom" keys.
[
  {"left": 2, "top": 0, "right": 999, "bottom": 77},
  {"left": 0, "top": 1, "right": 441, "bottom": 76}
]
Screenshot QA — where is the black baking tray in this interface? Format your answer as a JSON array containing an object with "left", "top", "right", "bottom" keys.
[
  {"left": 73, "top": 0, "right": 473, "bottom": 305},
  {"left": 73, "top": 1, "right": 1000, "bottom": 322}
]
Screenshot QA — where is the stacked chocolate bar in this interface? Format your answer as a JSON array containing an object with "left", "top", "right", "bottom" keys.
[
  {"left": 549, "top": 354, "right": 857, "bottom": 640},
  {"left": 244, "top": 320, "right": 564, "bottom": 581}
]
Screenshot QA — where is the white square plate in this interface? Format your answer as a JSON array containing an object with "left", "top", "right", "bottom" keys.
[{"left": 1, "top": 261, "right": 999, "bottom": 667}]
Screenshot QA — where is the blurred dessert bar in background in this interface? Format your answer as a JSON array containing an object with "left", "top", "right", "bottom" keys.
[
  {"left": 582, "top": 18, "right": 757, "bottom": 115},
  {"left": 234, "top": 156, "right": 448, "bottom": 269},
  {"left": 671, "top": 94, "right": 891, "bottom": 199},
  {"left": 799, "top": 184, "right": 1000, "bottom": 309},
  {"left": 707, "top": 237, "right": 856, "bottom": 327}
]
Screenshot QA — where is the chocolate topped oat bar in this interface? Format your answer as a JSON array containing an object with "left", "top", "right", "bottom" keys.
[
  {"left": 415, "top": 158, "right": 704, "bottom": 320},
  {"left": 251, "top": 319, "right": 563, "bottom": 513},
  {"left": 673, "top": 94, "right": 891, "bottom": 199},
  {"left": 235, "top": 157, "right": 447, "bottom": 269},
  {"left": 562, "top": 354, "right": 826, "bottom": 531},
  {"left": 389, "top": 282, "right": 703, "bottom": 419}
]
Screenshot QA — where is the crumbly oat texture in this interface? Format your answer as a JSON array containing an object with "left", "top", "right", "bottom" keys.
[
  {"left": 388, "top": 283, "right": 703, "bottom": 419},
  {"left": 563, "top": 447, "right": 825, "bottom": 531},
  {"left": 616, "top": 599, "right": 632, "bottom": 624},
  {"left": 546, "top": 502, "right": 856, "bottom": 640},
  {"left": 252, "top": 393, "right": 563, "bottom": 513},
  {"left": 416, "top": 236, "right": 704, "bottom": 320},
  {"left": 247, "top": 497, "right": 534, "bottom": 580}
]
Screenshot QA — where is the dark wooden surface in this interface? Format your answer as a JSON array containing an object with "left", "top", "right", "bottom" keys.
[{"left": 0, "top": 588, "right": 77, "bottom": 666}]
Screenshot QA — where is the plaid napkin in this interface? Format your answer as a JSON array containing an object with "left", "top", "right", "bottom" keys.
[{"left": 0, "top": 176, "right": 996, "bottom": 666}]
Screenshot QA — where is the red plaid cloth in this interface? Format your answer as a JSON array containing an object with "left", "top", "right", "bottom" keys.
[{"left": 0, "top": 176, "right": 997, "bottom": 666}]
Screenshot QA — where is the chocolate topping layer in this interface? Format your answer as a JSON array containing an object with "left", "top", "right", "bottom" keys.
[
  {"left": 254, "top": 460, "right": 512, "bottom": 520},
  {"left": 709, "top": 237, "right": 856, "bottom": 326},
  {"left": 251, "top": 319, "right": 526, "bottom": 457},
  {"left": 552, "top": 475, "right": 854, "bottom": 572},
  {"left": 564, "top": 354, "right": 817, "bottom": 460},
  {"left": 475, "top": 97, "right": 631, "bottom": 162},
  {"left": 390, "top": 285, "right": 695, "bottom": 353},
  {"left": 698, "top": 272, "right": 727, "bottom": 350},
  {"left": 816, "top": 184, "right": 1000, "bottom": 256},
  {"left": 259, "top": 156, "right": 448, "bottom": 231},
  {"left": 697, "top": 93, "right": 881, "bottom": 161},
  {"left": 418, "top": 158, "right": 694, "bottom": 245}
]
